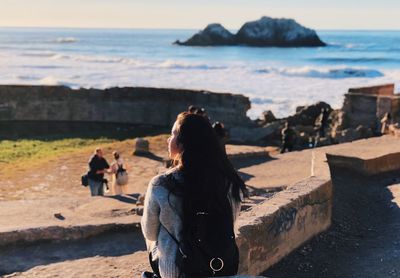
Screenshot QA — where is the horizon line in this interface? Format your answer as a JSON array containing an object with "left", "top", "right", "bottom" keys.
[{"left": 1, "top": 25, "right": 400, "bottom": 32}]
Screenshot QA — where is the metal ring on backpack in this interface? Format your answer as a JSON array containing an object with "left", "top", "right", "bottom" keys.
[{"left": 209, "top": 257, "right": 224, "bottom": 272}]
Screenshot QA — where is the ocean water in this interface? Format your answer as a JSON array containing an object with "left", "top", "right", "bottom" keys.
[{"left": 0, "top": 28, "right": 399, "bottom": 118}]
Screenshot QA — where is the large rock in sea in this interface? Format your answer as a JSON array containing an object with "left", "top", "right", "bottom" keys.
[
  {"left": 176, "top": 17, "right": 326, "bottom": 47},
  {"left": 175, "top": 23, "right": 235, "bottom": 46},
  {"left": 236, "top": 17, "right": 326, "bottom": 47}
]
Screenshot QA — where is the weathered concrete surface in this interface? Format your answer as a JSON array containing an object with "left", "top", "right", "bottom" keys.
[
  {"left": 0, "top": 196, "right": 141, "bottom": 247},
  {"left": 324, "top": 135, "right": 400, "bottom": 175},
  {"left": 236, "top": 177, "right": 332, "bottom": 275},
  {"left": 327, "top": 152, "right": 400, "bottom": 176},
  {"left": 238, "top": 135, "right": 400, "bottom": 191},
  {"left": 0, "top": 85, "right": 252, "bottom": 128}
]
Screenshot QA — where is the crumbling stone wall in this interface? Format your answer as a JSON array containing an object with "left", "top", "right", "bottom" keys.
[
  {"left": 330, "top": 84, "right": 397, "bottom": 142},
  {"left": 0, "top": 85, "right": 252, "bottom": 128}
]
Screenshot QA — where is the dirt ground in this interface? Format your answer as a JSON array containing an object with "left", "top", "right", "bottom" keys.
[{"left": 0, "top": 135, "right": 169, "bottom": 201}]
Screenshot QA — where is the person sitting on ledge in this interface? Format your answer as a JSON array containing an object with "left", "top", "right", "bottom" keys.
[{"left": 141, "top": 112, "right": 247, "bottom": 278}]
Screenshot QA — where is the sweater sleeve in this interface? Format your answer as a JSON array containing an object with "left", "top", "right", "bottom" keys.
[{"left": 141, "top": 177, "right": 161, "bottom": 242}]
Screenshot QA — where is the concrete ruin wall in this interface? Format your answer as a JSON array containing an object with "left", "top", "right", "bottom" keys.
[
  {"left": 348, "top": 83, "right": 394, "bottom": 96},
  {"left": 0, "top": 85, "right": 252, "bottom": 128},
  {"left": 236, "top": 177, "right": 332, "bottom": 275},
  {"left": 339, "top": 84, "right": 398, "bottom": 132}
]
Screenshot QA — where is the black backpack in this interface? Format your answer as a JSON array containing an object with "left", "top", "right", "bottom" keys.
[{"left": 165, "top": 175, "right": 239, "bottom": 277}]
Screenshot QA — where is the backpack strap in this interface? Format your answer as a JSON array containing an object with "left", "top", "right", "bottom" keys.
[{"left": 160, "top": 223, "right": 179, "bottom": 245}]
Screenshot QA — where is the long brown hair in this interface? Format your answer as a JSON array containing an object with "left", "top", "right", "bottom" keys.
[{"left": 171, "top": 112, "right": 247, "bottom": 205}]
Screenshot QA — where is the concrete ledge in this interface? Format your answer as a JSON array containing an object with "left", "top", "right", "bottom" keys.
[
  {"left": 236, "top": 177, "right": 332, "bottom": 275},
  {"left": 226, "top": 145, "right": 270, "bottom": 159},
  {"left": 0, "top": 223, "right": 141, "bottom": 247},
  {"left": 326, "top": 151, "right": 400, "bottom": 176}
]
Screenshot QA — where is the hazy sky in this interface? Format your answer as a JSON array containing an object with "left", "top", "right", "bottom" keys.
[{"left": 1, "top": 0, "right": 399, "bottom": 29}]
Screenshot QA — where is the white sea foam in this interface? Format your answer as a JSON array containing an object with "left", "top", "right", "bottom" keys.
[
  {"left": 39, "top": 76, "right": 60, "bottom": 85},
  {"left": 49, "top": 54, "right": 226, "bottom": 70},
  {"left": 21, "top": 52, "right": 57, "bottom": 58},
  {"left": 157, "top": 60, "right": 227, "bottom": 70},
  {"left": 55, "top": 37, "right": 79, "bottom": 43},
  {"left": 257, "top": 66, "right": 384, "bottom": 79},
  {"left": 17, "top": 75, "right": 40, "bottom": 81}
]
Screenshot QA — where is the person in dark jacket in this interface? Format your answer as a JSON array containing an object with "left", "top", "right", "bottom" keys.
[
  {"left": 281, "top": 122, "right": 296, "bottom": 153},
  {"left": 88, "top": 148, "right": 110, "bottom": 196}
]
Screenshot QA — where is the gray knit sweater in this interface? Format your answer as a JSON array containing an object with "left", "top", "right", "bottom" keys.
[{"left": 141, "top": 168, "right": 241, "bottom": 278}]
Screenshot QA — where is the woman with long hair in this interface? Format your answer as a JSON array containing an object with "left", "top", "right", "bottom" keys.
[{"left": 141, "top": 112, "right": 247, "bottom": 278}]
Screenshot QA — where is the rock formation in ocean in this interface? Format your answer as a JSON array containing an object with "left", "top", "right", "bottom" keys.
[
  {"left": 174, "top": 23, "right": 235, "bottom": 46},
  {"left": 236, "top": 16, "right": 326, "bottom": 47},
  {"left": 175, "top": 17, "right": 326, "bottom": 47}
]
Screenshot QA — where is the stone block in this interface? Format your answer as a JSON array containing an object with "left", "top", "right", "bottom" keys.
[{"left": 134, "top": 138, "right": 150, "bottom": 155}]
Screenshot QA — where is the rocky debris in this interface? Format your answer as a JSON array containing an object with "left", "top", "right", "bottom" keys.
[
  {"left": 235, "top": 102, "right": 333, "bottom": 147},
  {"left": 229, "top": 121, "right": 281, "bottom": 144},
  {"left": 389, "top": 124, "right": 400, "bottom": 137},
  {"left": 133, "top": 138, "right": 149, "bottom": 155},
  {"left": 236, "top": 17, "right": 326, "bottom": 47},
  {"left": 174, "top": 23, "right": 235, "bottom": 46},
  {"left": 228, "top": 97, "right": 380, "bottom": 150},
  {"left": 332, "top": 125, "right": 374, "bottom": 144},
  {"left": 288, "top": 102, "right": 332, "bottom": 126},
  {"left": 257, "top": 110, "right": 277, "bottom": 126},
  {"left": 175, "top": 17, "right": 326, "bottom": 47}
]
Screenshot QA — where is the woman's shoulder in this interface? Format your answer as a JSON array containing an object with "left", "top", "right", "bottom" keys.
[{"left": 150, "top": 167, "right": 183, "bottom": 187}]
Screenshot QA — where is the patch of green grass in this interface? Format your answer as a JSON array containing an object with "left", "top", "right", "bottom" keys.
[{"left": 0, "top": 138, "right": 113, "bottom": 164}]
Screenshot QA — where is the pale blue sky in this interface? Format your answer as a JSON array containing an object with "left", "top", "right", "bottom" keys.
[{"left": 1, "top": 0, "right": 399, "bottom": 29}]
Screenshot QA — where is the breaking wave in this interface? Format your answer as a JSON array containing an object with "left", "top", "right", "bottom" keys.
[
  {"left": 311, "top": 57, "right": 400, "bottom": 63},
  {"left": 20, "top": 52, "right": 227, "bottom": 70},
  {"left": 157, "top": 60, "right": 227, "bottom": 70},
  {"left": 256, "top": 66, "right": 384, "bottom": 79},
  {"left": 55, "top": 37, "right": 79, "bottom": 43}
]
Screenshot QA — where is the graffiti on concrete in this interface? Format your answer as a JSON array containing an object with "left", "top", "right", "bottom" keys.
[{"left": 269, "top": 207, "right": 298, "bottom": 236}]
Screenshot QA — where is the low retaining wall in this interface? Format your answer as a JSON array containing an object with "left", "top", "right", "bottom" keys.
[
  {"left": 236, "top": 177, "right": 332, "bottom": 275},
  {"left": 326, "top": 152, "right": 400, "bottom": 176},
  {"left": 0, "top": 85, "right": 252, "bottom": 128},
  {"left": 0, "top": 177, "right": 332, "bottom": 276}
]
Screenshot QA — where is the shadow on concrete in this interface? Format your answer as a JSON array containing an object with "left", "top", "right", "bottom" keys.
[
  {"left": 263, "top": 167, "right": 400, "bottom": 278},
  {"left": 104, "top": 193, "right": 140, "bottom": 204},
  {"left": 134, "top": 152, "right": 165, "bottom": 163},
  {"left": 231, "top": 155, "right": 276, "bottom": 170},
  {"left": 0, "top": 229, "right": 146, "bottom": 276},
  {"left": 237, "top": 171, "right": 254, "bottom": 183}
]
